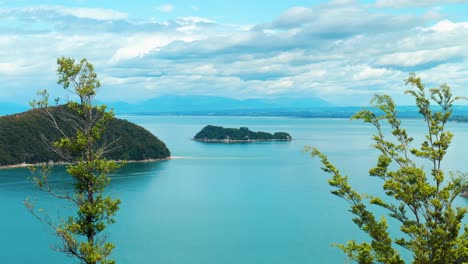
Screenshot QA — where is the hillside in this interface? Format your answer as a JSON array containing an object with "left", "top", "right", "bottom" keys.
[
  {"left": 0, "top": 106, "right": 170, "bottom": 166},
  {"left": 194, "top": 125, "right": 292, "bottom": 142}
]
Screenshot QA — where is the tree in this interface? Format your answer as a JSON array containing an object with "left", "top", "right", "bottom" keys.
[
  {"left": 307, "top": 74, "right": 468, "bottom": 263},
  {"left": 25, "top": 57, "right": 124, "bottom": 264}
]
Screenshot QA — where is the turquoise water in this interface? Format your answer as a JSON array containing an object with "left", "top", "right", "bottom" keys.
[{"left": 1, "top": 116, "right": 467, "bottom": 263}]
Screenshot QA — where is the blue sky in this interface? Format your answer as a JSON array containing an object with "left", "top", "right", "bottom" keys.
[{"left": 1, "top": 0, "right": 468, "bottom": 106}]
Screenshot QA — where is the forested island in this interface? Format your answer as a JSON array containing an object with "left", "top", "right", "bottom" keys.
[
  {"left": 0, "top": 106, "right": 170, "bottom": 166},
  {"left": 194, "top": 125, "right": 292, "bottom": 142}
]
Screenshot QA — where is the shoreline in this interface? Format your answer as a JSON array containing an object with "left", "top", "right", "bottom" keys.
[
  {"left": 192, "top": 138, "right": 292, "bottom": 143},
  {"left": 0, "top": 157, "right": 171, "bottom": 170}
]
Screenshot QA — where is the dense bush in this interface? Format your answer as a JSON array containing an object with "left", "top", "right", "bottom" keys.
[
  {"left": 0, "top": 106, "right": 170, "bottom": 166},
  {"left": 194, "top": 125, "right": 292, "bottom": 141}
]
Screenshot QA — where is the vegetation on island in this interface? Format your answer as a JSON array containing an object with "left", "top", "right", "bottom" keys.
[
  {"left": 308, "top": 74, "right": 468, "bottom": 263},
  {"left": 25, "top": 57, "right": 132, "bottom": 264},
  {"left": 194, "top": 125, "right": 292, "bottom": 142},
  {"left": 0, "top": 105, "right": 170, "bottom": 166}
]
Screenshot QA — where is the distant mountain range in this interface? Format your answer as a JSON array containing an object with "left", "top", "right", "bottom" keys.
[
  {"left": 0, "top": 95, "right": 331, "bottom": 116},
  {"left": 100, "top": 95, "right": 468, "bottom": 119},
  {"left": 102, "top": 95, "right": 332, "bottom": 114},
  {"left": 3, "top": 95, "right": 468, "bottom": 120}
]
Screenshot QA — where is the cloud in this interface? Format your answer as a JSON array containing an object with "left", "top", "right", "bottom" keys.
[
  {"left": 0, "top": 5, "right": 128, "bottom": 21},
  {"left": 176, "top": 16, "right": 215, "bottom": 24},
  {"left": 156, "top": 4, "right": 174, "bottom": 13},
  {"left": 375, "top": 0, "right": 468, "bottom": 8},
  {"left": 0, "top": 6, "right": 215, "bottom": 35},
  {"left": 54, "top": 6, "right": 128, "bottom": 20},
  {"left": 258, "top": 2, "right": 435, "bottom": 40},
  {"left": 0, "top": 62, "right": 22, "bottom": 75},
  {"left": 1, "top": 2, "right": 468, "bottom": 106},
  {"left": 351, "top": 65, "right": 395, "bottom": 81},
  {"left": 377, "top": 46, "right": 464, "bottom": 68},
  {"left": 271, "top": 6, "right": 314, "bottom": 29},
  {"left": 425, "top": 19, "right": 468, "bottom": 32},
  {"left": 110, "top": 34, "right": 202, "bottom": 62},
  {"left": 152, "top": 2, "right": 435, "bottom": 62}
]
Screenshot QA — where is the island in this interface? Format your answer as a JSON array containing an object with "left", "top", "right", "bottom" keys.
[
  {"left": 0, "top": 106, "right": 170, "bottom": 167},
  {"left": 193, "top": 125, "right": 292, "bottom": 143}
]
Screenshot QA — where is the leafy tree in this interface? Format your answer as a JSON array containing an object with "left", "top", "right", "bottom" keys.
[
  {"left": 307, "top": 74, "right": 468, "bottom": 263},
  {"left": 25, "top": 57, "right": 124, "bottom": 264},
  {"left": 0, "top": 105, "right": 170, "bottom": 166}
]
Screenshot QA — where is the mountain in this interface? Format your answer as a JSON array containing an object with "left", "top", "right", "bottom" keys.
[
  {"left": 0, "top": 106, "right": 170, "bottom": 166},
  {"left": 103, "top": 98, "right": 468, "bottom": 118},
  {"left": 102, "top": 95, "right": 332, "bottom": 114}
]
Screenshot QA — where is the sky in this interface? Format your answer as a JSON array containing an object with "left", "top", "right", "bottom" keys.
[{"left": 1, "top": 0, "right": 468, "bottom": 106}]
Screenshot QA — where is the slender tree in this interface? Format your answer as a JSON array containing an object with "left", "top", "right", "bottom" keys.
[
  {"left": 308, "top": 74, "right": 468, "bottom": 263},
  {"left": 25, "top": 57, "right": 123, "bottom": 264}
]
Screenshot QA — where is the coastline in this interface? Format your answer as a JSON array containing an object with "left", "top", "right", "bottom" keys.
[
  {"left": 0, "top": 157, "right": 171, "bottom": 170},
  {"left": 192, "top": 138, "right": 292, "bottom": 143}
]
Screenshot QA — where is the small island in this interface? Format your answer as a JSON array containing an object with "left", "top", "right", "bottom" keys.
[{"left": 193, "top": 125, "right": 292, "bottom": 143}]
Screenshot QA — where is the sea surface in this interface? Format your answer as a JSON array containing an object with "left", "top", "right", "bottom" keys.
[{"left": 1, "top": 116, "right": 467, "bottom": 264}]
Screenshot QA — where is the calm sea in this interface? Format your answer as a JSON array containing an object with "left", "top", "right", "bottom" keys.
[{"left": 1, "top": 116, "right": 467, "bottom": 263}]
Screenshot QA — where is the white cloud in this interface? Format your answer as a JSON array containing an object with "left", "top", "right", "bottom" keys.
[
  {"left": 330, "top": 0, "right": 359, "bottom": 6},
  {"left": 417, "top": 63, "right": 468, "bottom": 91},
  {"left": 156, "top": 4, "right": 174, "bottom": 13},
  {"left": 176, "top": 16, "right": 216, "bottom": 24},
  {"left": 56, "top": 6, "right": 128, "bottom": 20},
  {"left": 1, "top": 6, "right": 128, "bottom": 21},
  {"left": 375, "top": 0, "right": 468, "bottom": 8},
  {"left": 272, "top": 6, "right": 314, "bottom": 29},
  {"left": 377, "top": 46, "right": 463, "bottom": 67},
  {"left": 264, "top": 2, "right": 434, "bottom": 38},
  {"left": 352, "top": 65, "right": 394, "bottom": 81},
  {"left": 0, "top": 62, "right": 22, "bottom": 75},
  {"left": 425, "top": 19, "right": 468, "bottom": 32},
  {"left": 1, "top": 1, "right": 468, "bottom": 105},
  {"left": 111, "top": 34, "right": 201, "bottom": 62}
]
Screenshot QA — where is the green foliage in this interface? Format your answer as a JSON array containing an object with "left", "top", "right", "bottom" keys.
[
  {"left": 194, "top": 125, "right": 292, "bottom": 141},
  {"left": 25, "top": 57, "right": 131, "bottom": 264},
  {"left": 307, "top": 73, "right": 468, "bottom": 263},
  {"left": 104, "top": 118, "right": 170, "bottom": 160},
  {"left": 0, "top": 105, "right": 170, "bottom": 166}
]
